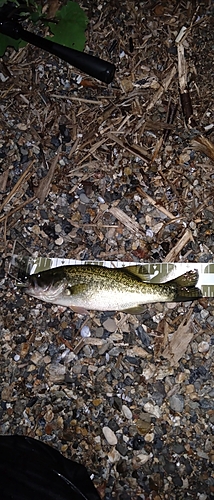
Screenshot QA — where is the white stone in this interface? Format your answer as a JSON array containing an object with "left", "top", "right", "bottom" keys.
[
  {"left": 143, "top": 402, "right": 161, "bottom": 418},
  {"left": 137, "top": 452, "right": 152, "bottom": 464},
  {"left": 198, "top": 341, "right": 210, "bottom": 353},
  {"left": 55, "top": 236, "right": 64, "bottom": 246},
  {"left": 102, "top": 426, "right": 117, "bottom": 445},
  {"left": 80, "top": 325, "right": 91, "bottom": 338},
  {"left": 122, "top": 405, "right": 132, "bottom": 420}
]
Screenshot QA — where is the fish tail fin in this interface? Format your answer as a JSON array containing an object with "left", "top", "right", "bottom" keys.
[
  {"left": 168, "top": 270, "right": 202, "bottom": 302},
  {"left": 169, "top": 269, "right": 199, "bottom": 287},
  {"left": 173, "top": 286, "right": 202, "bottom": 302}
]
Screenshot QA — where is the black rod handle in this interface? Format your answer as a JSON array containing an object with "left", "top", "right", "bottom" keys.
[{"left": 0, "top": 20, "right": 115, "bottom": 84}]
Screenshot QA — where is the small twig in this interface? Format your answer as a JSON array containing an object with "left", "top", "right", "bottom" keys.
[
  {"left": 35, "top": 148, "right": 61, "bottom": 204},
  {"left": 176, "top": 26, "right": 197, "bottom": 128},
  {"left": 108, "top": 206, "right": 144, "bottom": 235},
  {"left": 0, "top": 159, "right": 35, "bottom": 213},
  {"left": 136, "top": 186, "right": 175, "bottom": 220},
  {"left": 163, "top": 101, "right": 178, "bottom": 143},
  {"left": 77, "top": 138, "right": 107, "bottom": 165},
  {"left": 164, "top": 229, "right": 194, "bottom": 262},
  {"left": 107, "top": 133, "right": 151, "bottom": 162},
  {"left": 0, "top": 168, "right": 9, "bottom": 192},
  {"left": 50, "top": 94, "right": 104, "bottom": 105},
  {"left": 0, "top": 196, "right": 37, "bottom": 224},
  {"left": 151, "top": 137, "right": 163, "bottom": 162},
  {"left": 191, "top": 135, "right": 214, "bottom": 164},
  {"left": 146, "top": 65, "right": 177, "bottom": 112}
]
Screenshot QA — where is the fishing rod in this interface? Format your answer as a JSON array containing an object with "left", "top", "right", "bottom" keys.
[{"left": 0, "top": 8, "right": 115, "bottom": 84}]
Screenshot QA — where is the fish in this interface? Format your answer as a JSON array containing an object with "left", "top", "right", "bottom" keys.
[{"left": 22, "top": 264, "right": 202, "bottom": 315}]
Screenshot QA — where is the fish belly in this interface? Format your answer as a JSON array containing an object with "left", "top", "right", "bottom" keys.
[{"left": 54, "top": 287, "right": 171, "bottom": 311}]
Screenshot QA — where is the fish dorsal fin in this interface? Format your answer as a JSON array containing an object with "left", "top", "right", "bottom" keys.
[{"left": 123, "top": 265, "right": 151, "bottom": 283}]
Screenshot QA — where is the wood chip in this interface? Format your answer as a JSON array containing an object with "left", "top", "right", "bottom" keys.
[
  {"left": 162, "top": 309, "right": 194, "bottom": 366},
  {"left": 108, "top": 206, "right": 144, "bottom": 235},
  {"left": 35, "top": 149, "right": 61, "bottom": 204}
]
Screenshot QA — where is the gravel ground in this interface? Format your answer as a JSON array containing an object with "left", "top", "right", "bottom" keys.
[{"left": 0, "top": 1, "right": 214, "bottom": 499}]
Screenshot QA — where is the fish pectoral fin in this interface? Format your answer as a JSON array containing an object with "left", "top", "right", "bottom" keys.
[
  {"left": 65, "top": 284, "right": 89, "bottom": 315},
  {"left": 70, "top": 305, "right": 89, "bottom": 315},
  {"left": 122, "top": 305, "right": 145, "bottom": 314},
  {"left": 123, "top": 265, "right": 151, "bottom": 282}
]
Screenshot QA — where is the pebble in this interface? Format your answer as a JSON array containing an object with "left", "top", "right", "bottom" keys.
[
  {"left": 55, "top": 223, "right": 62, "bottom": 233},
  {"left": 144, "top": 432, "right": 154, "bottom": 443},
  {"left": 30, "top": 352, "right": 43, "bottom": 364},
  {"left": 169, "top": 394, "right": 184, "bottom": 413},
  {"left": 136, "top": 452, "right": 151, "bottom": 464},
  {"left": 132, "top": 434, "right": 145, "bottom": 450},
  {"left": 198, "top": 341, "right": 210, "bottom": 353},
  {"left": 47, "top": 364, "right": 66, "bottom": 382},
  {"left": 97, "top": 196, "right": 105, "bottom": 204},
  {"left": 109, "top": 332, "right": 123, "bottom": 341},
  {"left": 108, "top": 448, "right": 121, "bottom": 463},
  {"left": 30, "top": 224, "right": 41, "bottom": 235},
  {"left": 72, "top": 364, "right": 82, "bottom": 374},
  {"left": 122, "top": 405, "right": 132, "bottom": 420},
  {"left": 143, "top": 402, "right": 161, "bottom": 419},
  {"left": 13, "top": 354, "right": 20, "bottom": 362},
  {"left": 80, "top": 325, "right": 91, "bottom": 338},
  {"left": 103, "top": 318, "right": 117, "bottom": 333},
  {"left": 136, "top": 418, "right": 151, "bottom": 435},
  {"left": 116, "top": 441, "right": 128, "bottom": 456},
  {"left": 102, "top": 426, "right": 117, "bottom": 445},
  {"left": 55, "top": 236, "right": 64, "bottom": 245},
  {"left": 79, "top": 193, "right": 90, "bottom": 204},
  {"left": 44, "top": 406, "right": 54, "bottom": 423},
  {"left": 197, "top": 449, "right": 209, "bottom": 460},
  {"left": 146, "top": 228, "right": 153, "bottom": 238},
  {"left": 200, "top": 309, "right": 209, "bottom": 319}
]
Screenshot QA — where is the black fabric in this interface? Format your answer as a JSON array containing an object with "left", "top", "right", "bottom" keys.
[{"left": 0, "top": 435, "right": 101, "bottom": 500}]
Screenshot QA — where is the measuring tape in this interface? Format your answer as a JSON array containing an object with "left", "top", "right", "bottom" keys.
[{"left": 11, "top": 256, "right": 214, "bottom": 298}]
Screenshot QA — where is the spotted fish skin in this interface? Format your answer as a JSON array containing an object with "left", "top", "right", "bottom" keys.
[{"left": 24, "top": 265, "right": 202, "bottom": 314}]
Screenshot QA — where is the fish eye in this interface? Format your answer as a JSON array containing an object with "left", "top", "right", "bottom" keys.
[{"left": 65, "top": 288, "right": 71, "bottom": 296}]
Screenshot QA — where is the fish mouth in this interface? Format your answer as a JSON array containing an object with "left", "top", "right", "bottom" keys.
[{"left": 26, "top": 275, "right": 68, "bottom": 301}]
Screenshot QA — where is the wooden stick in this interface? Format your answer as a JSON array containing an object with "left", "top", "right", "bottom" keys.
[
  {"left": 108, "top": 206, "right": 144, "bottom": 235},
  {"left": 164, "top": 229, "right": 193, "bottom": 262},
  {"left": 136, "top": 186, "right": 175, "bottom": 220}
]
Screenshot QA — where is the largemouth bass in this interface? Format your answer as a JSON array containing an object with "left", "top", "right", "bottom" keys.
[{"left": 23, "top": 264, "right": 202, "bottom": 315}]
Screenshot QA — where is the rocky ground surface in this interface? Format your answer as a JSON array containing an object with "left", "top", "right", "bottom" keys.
[{"left": 0, "top": 1, "right": 214, "bottom": 499}]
